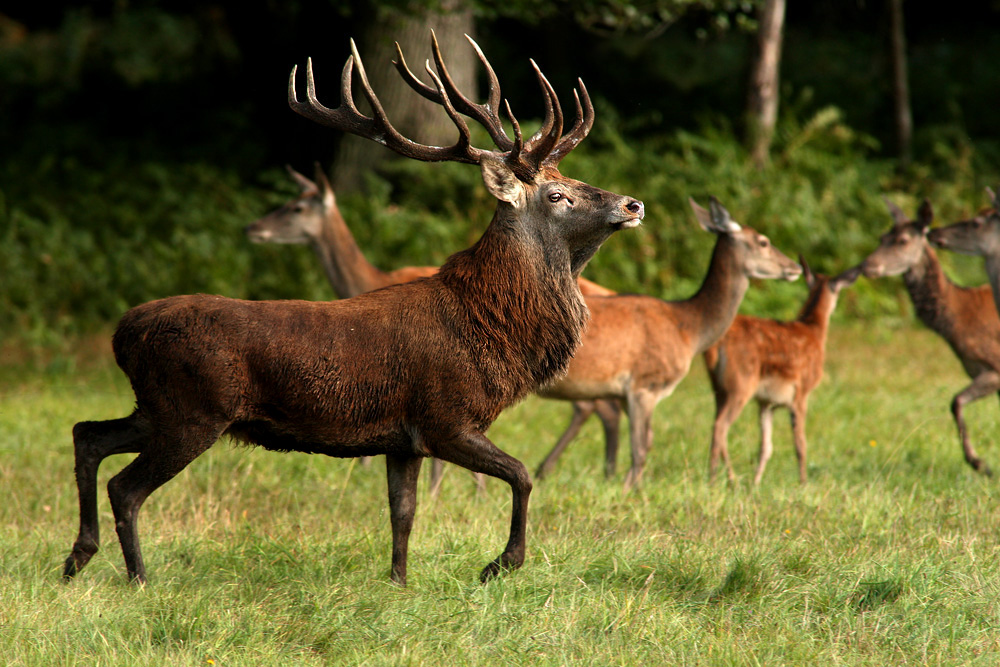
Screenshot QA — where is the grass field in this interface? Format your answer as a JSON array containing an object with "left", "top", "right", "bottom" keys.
[{"left": 2, "top": 323, "right": 1000, "bottom": 666}]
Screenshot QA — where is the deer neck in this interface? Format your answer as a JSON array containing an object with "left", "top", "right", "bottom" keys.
[
  {"left": 438, "top": 210, "right": 588, "bottom": 404},
  {"left": 984, "top": 254, "right": 1000, "bottom": 311},
  {"left": 311, "top": 205, "right": 386, "bottom": 298},
  {"left": 796, "top": 286, "right": 835, "bottom": 332},
  {"left": 903, "top": 245, "right": 965, "bottom": 335},
  {"left": 679, "top": 236, "right": 751, "bottom": 354}
]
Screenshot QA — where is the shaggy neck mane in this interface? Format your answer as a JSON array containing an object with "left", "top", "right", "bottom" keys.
[{"left": 438, "top": 212, "right": 588, "bottom": 409}]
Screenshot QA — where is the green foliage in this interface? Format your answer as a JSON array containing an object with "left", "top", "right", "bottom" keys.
[{"left": 1, "top": 100, "right": 998, "bottom": 340}]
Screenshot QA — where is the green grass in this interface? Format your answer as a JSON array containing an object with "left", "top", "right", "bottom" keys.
[{"left": 3, "top": 323, "right": 1000, "bottom": 665}]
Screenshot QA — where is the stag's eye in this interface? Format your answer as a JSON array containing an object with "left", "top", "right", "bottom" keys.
[{"left": 548, "top": 192, "right": 563, "bottom": 203}]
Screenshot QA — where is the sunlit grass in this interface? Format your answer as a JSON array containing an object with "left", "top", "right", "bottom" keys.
[{"left": 3, "top": 323, "right": 1000, "bottom": 665}]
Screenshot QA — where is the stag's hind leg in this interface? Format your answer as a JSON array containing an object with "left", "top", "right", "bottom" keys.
[
  {"left": 107, "top": 422, "right": 224, "bottom": 583},
  {"left": 63, "top": 414, "right": 150, "bottom": 579},
  {"left": 431, "top": 430, "right": 532, "bottom": 583}
]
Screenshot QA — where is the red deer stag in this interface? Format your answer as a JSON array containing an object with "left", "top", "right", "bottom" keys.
[
  {"left": 61, "top": 34, "right": 644, "bottom": 586},
  {"left": 860, "top": 197, "right": 1000, "bottom": 475},
  {"left": 533, "top": 197, "right": 801, "bottom": 490},
  {"left": 704, "top": 259, "right": 860, "bottom": 485},
  {"left": 245, "top": 163, "right": 622, "bottom": 493}
]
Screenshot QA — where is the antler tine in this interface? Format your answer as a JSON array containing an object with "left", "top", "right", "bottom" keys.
[
  {"left": 290, "top": 40, "right": 483, "bottom": 165},
  {"left": 392, "top": 33, "right": 514, "bottom": 152},
  {"left": 522, "top": 60, "right": 564, "bottom": 169},
  {"left": 545, "top": 80, "right": 595, "bottom": 166},
  {"left": 421, "top": 62, "right": 479, "bottom": 160}
]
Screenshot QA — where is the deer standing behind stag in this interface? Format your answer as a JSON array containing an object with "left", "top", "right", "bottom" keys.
[{"left": 62, "top": 33, "right": 643, "bottom": 586}]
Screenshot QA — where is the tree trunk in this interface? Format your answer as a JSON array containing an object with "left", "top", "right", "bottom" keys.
[
  {"left": 331, "top": 2, "right": 476, "bottom": 192},
  {"left": 887, "top": 0, "right": 912, "bottom": 168},
  {"left": 746, "top": 0, "right": 786, "bottom": 169}
]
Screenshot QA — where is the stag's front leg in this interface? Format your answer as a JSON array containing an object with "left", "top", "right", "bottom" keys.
[
  {"left": 386, "top": 454, "right": 423, "bottom": 585},
  {"left": 432, "top": 430, "right": 532, "bottom": 582}
]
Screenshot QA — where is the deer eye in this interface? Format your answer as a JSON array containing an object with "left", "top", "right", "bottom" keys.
[
  {"left": 548, "top": 192, "right": 563, "bottom": 203},
  {"left": 758, "top": 238, "right": 769, "bottom": 248}
]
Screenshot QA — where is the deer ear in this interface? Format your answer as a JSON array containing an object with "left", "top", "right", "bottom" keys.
[
  {"left": 689, "top": 196, "right": 741, "bottom": 234},
  {"left": 287, "top": 164, "right": 318, "bottom": 195},
  {"left": 882, "top": 196, "right": 908, "bottom": 225},
  {"left": 987, "top": 186, "right": 998, "bottom": 208},
  {"left": 481, "top": 157, "right": 526, "bottom": 207},
  {"left": 916, "top": 198, "right": 933, "bottom": 231},
  {"left": 799, "top": 254, "right": 815, "bottom": 286},
  {"left": 313, "top": 163, "right": 336, "bottom": 208}
]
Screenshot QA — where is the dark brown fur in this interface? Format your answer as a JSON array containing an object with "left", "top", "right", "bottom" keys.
[{"left": 62, "top": 38, "right": 644, "bottom": 585}]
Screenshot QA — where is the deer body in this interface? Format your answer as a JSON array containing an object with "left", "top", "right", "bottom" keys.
[
  {"left": 534, "top": 198, "right": 801, "bottom": 489},
  {"left": 704, "top": 263, "right": 858, "bottom": 485},
  {"left": 863, "top": 198, "right": 1000, "bottom": 475},
  {"left": 63, "top": 34, "right": 644, "bottom": 586},
  {"left": 248, "top": 164, "right": 621, "bottom": 492}
]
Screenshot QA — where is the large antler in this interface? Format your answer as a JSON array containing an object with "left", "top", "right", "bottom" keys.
[{"left": 289, "top": 33, "right": 593, "bottom": 181}]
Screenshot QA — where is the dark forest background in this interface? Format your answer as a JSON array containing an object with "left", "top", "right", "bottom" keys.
[{"left": 2, "top": 1, "right": 999, "bottom": 340}]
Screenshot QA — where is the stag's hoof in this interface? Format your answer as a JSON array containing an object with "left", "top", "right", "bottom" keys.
[{"left": 479, "top": 555, "right": 521, "bottom": 583}]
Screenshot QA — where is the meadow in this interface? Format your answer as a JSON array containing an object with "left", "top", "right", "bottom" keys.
[{"left": 3, "top": 320, "right": 999, "bottom": 666}]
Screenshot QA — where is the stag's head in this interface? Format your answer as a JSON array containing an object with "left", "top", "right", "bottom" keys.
[
  {"left": 927, "top": 187, "right": 1000, "bottom": 259},
  {"left": 288, "top": 33, "right": 643, "bottom": 275},
  {"left": 859, "top": 198, "right": 934, "bottom": 278},
  {"left": 688, "top": 196, "right": 802, "bottom": 281},
  {"left": 245, "top": 164, "right": 334, "bottom": 244}
]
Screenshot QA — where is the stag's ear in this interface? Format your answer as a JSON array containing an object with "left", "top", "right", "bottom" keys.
[
  {"left": 481, "top": 157, "right": 526, "bottom": 207},
  {"left": 987, "top": 186, "right": 998, "bottom": 208},
  {"left": 916, "top": 198, "right": 933, "bottom": 232}
]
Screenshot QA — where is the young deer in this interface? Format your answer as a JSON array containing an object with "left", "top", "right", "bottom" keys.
[
  {"left": 861, "top": 197, "right": 1000, "bottom": 475},
  {"left": 62, "top": 34, "right": 644, "bottom": 586},
  {"left": 704, "top": 259, "right": 860, "bottom": 485},
  {"left": 534, "top": 197, "right": 801, "bottom": 490},
  {"left": 927, "top": 187, "right": 1000, "bottom": 312},
  {"left": 245, "top": 163, "right": 621, "bottom": 493}
]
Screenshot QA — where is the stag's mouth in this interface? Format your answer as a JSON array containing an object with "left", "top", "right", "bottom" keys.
[{"left": 612, "top": 217, "right": 643, "bottom": 231}]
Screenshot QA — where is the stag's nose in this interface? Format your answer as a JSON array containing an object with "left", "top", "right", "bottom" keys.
[{"left": 626, "top": 200, "right": 645, "bottom": 219}]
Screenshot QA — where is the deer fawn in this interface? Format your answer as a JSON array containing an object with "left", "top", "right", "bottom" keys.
[
  {"left": 861, "top": 197, "right": 1000, "bottom": 475},
  {"left": 704, "top": 259, "right": 860, "bottom": 485},
  {"left": 246, "top": 163, "right": 621, "bottom": 494},
  {"left": 534, "top": 197, "right": 801, "bottom": 490},
  {"left": 62, "top": 33, "right": 644, "bottom": 586}
]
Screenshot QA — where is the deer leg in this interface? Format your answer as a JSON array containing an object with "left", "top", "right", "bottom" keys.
[
  {"left": 534, "top": 401, "right": 597, "bottom": 479},
  {"left": 594, "top": 399, "right": 623, "bottom": 479},
  {"left": 107, "top": 423, "right": 222, "bottom": 584},
  {"left": 623, "top": 392, "right": 657, "bottom": 492},
  {"left": 63, "top": 414, "right": 150, "bottom": 579},
  {"left": 431, "top": 430, "right": 532, "bottom": 582},
  {"left": 952, "top": 372, "right": 1000, "bottom": 476},
  {"left": 752, "top": 404, "right": 775, "bottom": 486},
  {"left": 709, "top": 393, "right": 748, "bottom": 484},
  {"left": 790, "top": 398, "right": 809, "bottom": 484},
  {"left": 386, "top": 454, "right": 423, "bottom": 586}
]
